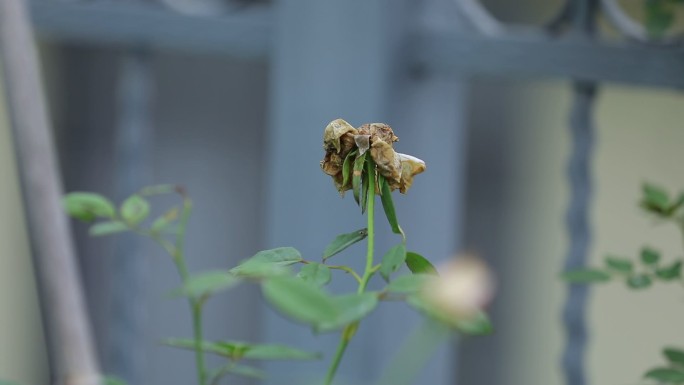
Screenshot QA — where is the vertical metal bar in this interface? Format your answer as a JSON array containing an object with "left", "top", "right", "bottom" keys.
[
  {"left": 0, "top": 1, "right": 101, "bottom": 384},
  {"left": 563, "top": 80, "right": 598, "bottom": 385},
  {"left": 563, "top": 2, "right": 598, "bottom": 384},
  {"left": 108, "top": 50, "right": 154, "bottom": 385}
]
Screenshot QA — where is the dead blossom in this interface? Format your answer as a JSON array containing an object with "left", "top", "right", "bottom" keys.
[{"left": 320, "top": 118, "right": 426, "bottom": 195}]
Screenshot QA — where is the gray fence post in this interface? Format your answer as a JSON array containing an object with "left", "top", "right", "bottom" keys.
[
  {"left": 0, "top": 1, "right": 101, "bottom": 384},
  {"left": 107, "top": 50, "right": 154, "bottom": 385}
]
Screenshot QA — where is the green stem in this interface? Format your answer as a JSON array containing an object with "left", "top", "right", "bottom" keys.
[
  {"left": 132, "top": 188, "right": 206, "bottom": 385},
  {"left": 324, "top": 159, "right": 376, "bottom": 385},
  {"left": 301, "top": 260, "right": 362, "bottom": 284},
  {"left": 176, "top": 197, "right": 207, "bottom": 385},
  {"left": 676, "top": 221, "right": 684, "bottom": 290},
  {"left": 191, "top": 300, "right": 207, "bottom": 385}
]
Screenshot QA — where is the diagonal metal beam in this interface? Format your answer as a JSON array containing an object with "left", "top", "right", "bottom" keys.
[
  {"left": 28, "top": 1, "right": 684, "bottom": 88},
  {"left": 29, "top": 0, "right": 272, "bottom": 58},
  {"left": 411, "top": 32, "right": 684, "bottom": 90}
]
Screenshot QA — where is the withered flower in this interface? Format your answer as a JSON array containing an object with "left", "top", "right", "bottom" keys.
[{"left": 320, "top": 119, "right": 425, "bottom": 196}]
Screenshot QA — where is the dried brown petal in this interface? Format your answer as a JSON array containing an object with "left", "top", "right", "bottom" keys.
[
  {"left": 323, "top": 119, "right": 358, "bottom": 153},
  {"left": 397, "top": 153, "right": 426, "bottom": 193},
  {"left": 333, "top": 171, "right": 352, "bottom": 194},
  {"left": 339, "top": 133, "right": 356, "bottom": 159},
  {"left": 321, "top": 119, "right": 358, "bottom": 186},
  {"left": 354, "top": 134, "right": 371, "bottom": 155},
  {"left": 370, "top": 140, "right": 401, "bottom": 186},
  {"left": 358, "top": 123, "right": 398, "bottom": 145},
  {"left": 320, "top": 152, "right": 345, "bottom": 176}
]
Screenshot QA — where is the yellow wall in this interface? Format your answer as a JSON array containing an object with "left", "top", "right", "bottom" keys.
[
  {"left": 496, "top": 81, "right": 684, "bottom": 385},
  {"left": 0, "top": 66, "right": 50, "bottom": 384}
]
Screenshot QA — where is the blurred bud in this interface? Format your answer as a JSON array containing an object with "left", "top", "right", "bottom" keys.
[{"left": 424, "top": 256, "right": 494, "bottom": 320}]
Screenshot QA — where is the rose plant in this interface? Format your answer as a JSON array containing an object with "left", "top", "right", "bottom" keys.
[{"left": 60, "top": 119, "right": 493, "bottom": 385}]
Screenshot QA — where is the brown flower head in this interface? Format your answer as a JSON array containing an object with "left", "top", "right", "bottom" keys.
[{"left": 321, "top": 119, "right": 426, "bottom": 195}]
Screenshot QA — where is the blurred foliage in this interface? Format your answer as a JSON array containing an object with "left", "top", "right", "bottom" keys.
[
  {"left": 562, "top": 183, "right": 684, "bottom": 384},
  {"left": 644, "top": 0, "right": 684, "bottom": 38}
]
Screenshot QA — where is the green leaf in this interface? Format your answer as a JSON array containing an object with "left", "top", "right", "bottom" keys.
[
  {"left": 644, "top": 367, "right": 684, "bottom": 382},
  {"left": 261, "top": 276, "right": 338, "bottom": 325},
  {"left": 139, "top": 184, "right": 176, "bottom": 196},
  {"left": 231, "top": 247, "right": 303, "bottom": 277},
  {"left": 626, "top": 274, "right": 652, "bottom": 289},
  {"left": 63, "top": 192, "right": 116, "bottom": 222},
  {"left": 668, "top": 193, "right": 684, "bottom": 215},
  {"left": 641, "top": 247, "right": 661, "bottom": 265},
  {"left": 322, "top": 228, "right": 368, "bottom": 261},
  {"left": 151, "top": 207, "right": 179, "bottom": 233},
  {"left": 89, "top": 221, "right": 129, "bottom": 237},
  {"left": 317, "top": 292, "right": 379, "bottom": 332},
  {"left": 209, "top": 363, "right": 266, "bottom": 381},
  {"left": 341, "top": 150, "right": 357, "bottom": 188},
  {"left": 664, "top": 347, "right": 684, "bottom": 366},
  {"left": 120, "top": 194, "right": 150, "bottom": 225},
  {"left": 103, "top": 375, "right": 128, "bottom": 385},
  {"left": 380, "top": 244, "right": 407, "bottom": 281},
  {"left": 164, "top": 338, "right": 229, "bottom": 356},
  {"left": 379, "top": 176, "right": 402, "bottom": 235},
  {"left": 242, "top": 344, "right": 321, "bottom": 360},
  {"left": 165, "top": 338, "right": 319, "bottom": 361},
  {"left": 644, "top": 0, "right": 676, "bottom": 38},
  {"left": 405, "top": 252, "right": 439, "bottom": 276},
  {"left": 165, "top": 338, "right": 245, "bottom": 359},
  {"left": 223, "top": 364, "right": 266, "bottom": 379},
  {"left": 406, "top": 295, "right": 492, "bottom": 335},
  {"left": 657, "top": 260, "right": 682, "bottom": 280},
  {"left": 352, "top": 152, "right": 367, "bottom": 205},
  {"left": 604, "top": 256, "right": 633, "bottom": 273},
  {"left": 560, "top": 269, "right": 611, "bottom": 283},
  {"left": 297, "top": 263, "right": 332, "bottom": 287},
  {"left": 171, "top": 271, "right": 240, "bottom": 299},
  {"left": 386, "top": 274, "right": 433, "bottom": 294},
  {"left": 453, "top": 311, "right": 494, "bottom": 336},
  {"left": 361, "top": 164, "right": 370, "bottom": 214},
  {"left": 642, "top": 183, "right": 671, "bottom": 214}
]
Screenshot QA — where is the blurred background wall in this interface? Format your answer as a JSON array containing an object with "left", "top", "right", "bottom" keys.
[
  {"left": 2, "top": 0, "right": 684, "bottom": 385},
  {"left": 460, "top": 80, "right": 684, "bottom": 385}
]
